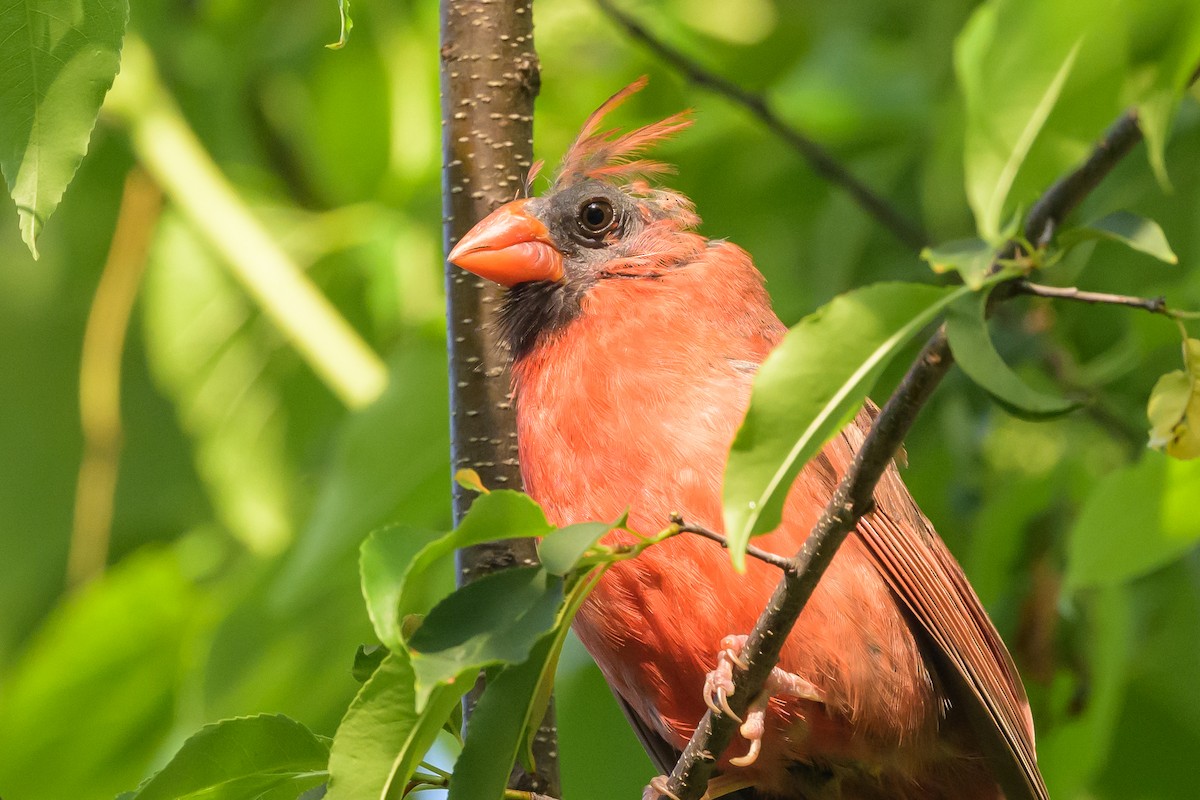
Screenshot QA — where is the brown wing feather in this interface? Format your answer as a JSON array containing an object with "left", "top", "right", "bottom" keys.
[{"left": 834, "top": 408, "right": 1048, "bottom": 800}]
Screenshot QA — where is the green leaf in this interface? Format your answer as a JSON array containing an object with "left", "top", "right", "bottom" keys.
[
  {"left": 326, "top": 650, "right": 469, "bottom": 800},
  {"left": 1039, "top": 584, "right": 1133, "bottom": 797},
  {"left": 448, "top": 635, "right": 555, "bottom": 800},
  {"left": 538, "top": 520, "right": 617, "bottom": 576},
  {"left": 723, "top": 282, "right": 965, "bottom": 568},
  {"left": 920, "top": 237, "right": 995, "bottom": 289},
  {"left": 1065, "top": 450, "right": 1200, "bottom": 590},
  {"left": 945, "top": 289, "right": 1079, "bottom": 418},
  {"left": 123, "top": 715, "right": 328, "bottom": 800},
  {"left": 0, "top": 0, "right": 129, "bottom": 257},
  {"left": 956, "top": 1, "right": 1125, "bottom": 243},
  {"left": 353, "top": 644, "right": 389, "bottom": 683},
  {"left": 358, "top": 491, "right": 552, "bottom": 652},
  {"left": 0, "top": 550, "right": 200, "bottom": 800},
  {"left": 1058, "top": 211, "right": 1178, "bottom": 264},
  {"left": 409, "top": 566, "right": 565, "bottom": 710},
  {"left": 274, "top": 342, "right": 450, "bottom": 610},
  {"left": 361, "top": 524, "right": 447, "bottom": 650},
  {"left": 1126, "top": 1, "right": 1200, "bottom": 188}
]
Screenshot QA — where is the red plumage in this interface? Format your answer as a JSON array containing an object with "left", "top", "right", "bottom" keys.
[{"left": 448, "top": 80, "right": 1045, "bottom": 800}]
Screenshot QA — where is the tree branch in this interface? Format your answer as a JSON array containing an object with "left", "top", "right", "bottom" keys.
[
  {"left": 594, "top": 0, "right": 927, "bottom": 252},
  {"left": 654, "top": 96, "right": 1154, "bottom": 800},
  {"left": 440, "top": 1, "right": 560, "bottom": 795}
]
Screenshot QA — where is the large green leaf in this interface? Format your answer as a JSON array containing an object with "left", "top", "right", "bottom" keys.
[
  {"left": 723, "top": 282, "right": 964, "bottom": 568},
  {"left": 0, "top": 0, "right": 129, "bottom": 257},
  {"left": 274, "top": 342, "right": 450, "bottom": 611},
  {"left": 0, "top": 550, "right": 200, "bottom": 800},
  {"left": 945, "top": 289, "right": 1079, "bottom": 418},
  {"left": 1058, "top": 210, "right": 1178, "bottom": 264},
  {"left": 356, "top": 491, "right": 553, "bottom": 655},
  {"left": 123, "top": 715, "right": 328, "bottom": 800},
  {"left": 447, "top": 635, "right": 555, "bottom": 800},
  {"left": 325, "top": 650, "right": 468, "bottom": 800},
  {"left": 955, "top": 0, "right": 1125, "bottom": 242},
  {"left": 360, "top": 524, "right": 447, "bottom": 651},
  {"left": 409, "top": 566, "right": 564, "bottom": 710},
  {"left": 537, "top": 520, "right": 619, "bottom": 576},
  {"left": 1065, "top": 450, "right": 1200, "bottom": 590},
  {"left": 1124, "top": 0, "right": 1200, "bottom": 187}
]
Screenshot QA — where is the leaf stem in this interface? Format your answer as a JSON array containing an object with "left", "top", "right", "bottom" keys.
[{"left": 103, "top": 34, "right": 387, "bottom": 409}]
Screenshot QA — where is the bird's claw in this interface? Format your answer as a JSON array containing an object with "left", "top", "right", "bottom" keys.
[
  {"left": 703, "top": 634, "right": 825, "bottom": 769},
  {"left": 703, "top": 635, "right": 749, "bottom": 722}
]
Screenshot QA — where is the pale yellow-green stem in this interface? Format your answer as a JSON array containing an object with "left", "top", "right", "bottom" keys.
[{"left": 104, "top": 34, "right": 388, "bottom": 409}]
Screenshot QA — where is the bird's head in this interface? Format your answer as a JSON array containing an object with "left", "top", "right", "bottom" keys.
[{"left": 447, "top": 77, "right": 702, "bottom": 357}]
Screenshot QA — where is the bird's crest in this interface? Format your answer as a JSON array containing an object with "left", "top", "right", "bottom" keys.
[{"left": 553, "top": 76, "right": 693, "bottom": 188}]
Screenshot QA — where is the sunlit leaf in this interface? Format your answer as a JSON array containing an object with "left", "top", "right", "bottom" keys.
[
  {"left": 538, "top": 520, "right": 618, "bottom": 576},
  {"left": 945, "top": 289, "right": 1079, "bottom": 418},
  {"left": 1125, "top": 1, "right": 1200, "bottom": 188},
  {"left": 0, "top": 551, "right": 199, "bottom": 800},
  {"left": 409, "top": 566, "right": 564, "bottom": 710},
  {"left": 0, "top": 0, "right": 129, "bottom": 257},
  {"left": 1058, "top": 211, "right": 1178, "bottom": 264},
  {"left": 921, "top": 237, "right": 995, "bottom": 289},
  {"left": 123, "top": 715, "right": 328, "bottom": 800},
  {"left": 274, "top": 344, "right": 450, "bottom": 610},
  {"left": 1065, "top": 450, "right": 1200, "bottom": 590},
  {"left": 956, "top": 1, "right": 1124, "bottom": 242},
  {"left": 1147, "top": 339, "right": 1200, "bottom": 459},
  {"left": 326, "top": 650, "right": 468, "bottom": 800},
  {"left": 723, "top": 282, "right": 965, "bottom": 568},
  {"left": 361, "top": 524, "right": 446, "bottom": 651},
  {"left": 455, "top": 468, "right": 489, "bottom": 494}
]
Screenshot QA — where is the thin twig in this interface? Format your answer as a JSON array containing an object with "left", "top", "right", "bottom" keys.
[
  {"left": 670, "top": 515, "right": 796, "bottom": 574},
  {"left": 1016, "top": 281, "right": 1200, "bottom": 320},
  {"left": 594, "top": 0, "right": 927, "bottom": 252},
  {"left": 655, "top": 94, "right": 1155, "bottom": 800},
  {"left": 1015, "top": 282, "right": 1167, "bottom": 314}
]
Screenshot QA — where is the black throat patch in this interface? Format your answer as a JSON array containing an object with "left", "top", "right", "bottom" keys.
[{"left": 496, "top": 280, "right": 586, "bottom": 360}]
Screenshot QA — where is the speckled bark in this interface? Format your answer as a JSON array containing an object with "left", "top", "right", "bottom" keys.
[{"left": 439, "top": 0, "right": 558, "bottom": 795}]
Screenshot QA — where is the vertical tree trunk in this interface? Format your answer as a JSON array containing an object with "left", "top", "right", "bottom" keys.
[{"left": 439, "top": 1, "right": 559, "bottom": 795}]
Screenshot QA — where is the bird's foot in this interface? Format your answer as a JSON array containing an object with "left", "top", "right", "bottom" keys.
[
  {"left": 703, "top": 634, "right": 749, "bottom": 721},
  {"left": 643, "top": 773, "right": 755, "bottom": 800},
  {"left": 703, "top": 634, "right": 824, "bottom": 768}
]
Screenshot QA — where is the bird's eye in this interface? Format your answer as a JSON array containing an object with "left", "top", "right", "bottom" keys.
[{"left": 577, "top": 199, "right": 616, "bottom": 238}]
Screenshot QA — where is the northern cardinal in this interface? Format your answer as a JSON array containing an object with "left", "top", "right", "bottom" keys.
[{"left": 448, "top": 79, "right": 1046, "bottom": 800}]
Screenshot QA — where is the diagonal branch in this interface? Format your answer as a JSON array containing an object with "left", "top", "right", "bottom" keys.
[
  {"left": 655, "top": 97, "right": 1155, "bottom": 800},
  {"left": 594, "top": 0, "right": 927, "bottom": 252}
]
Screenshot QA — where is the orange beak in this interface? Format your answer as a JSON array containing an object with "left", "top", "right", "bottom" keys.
[{"left": 447, "top": 199, "right": 565, "bottom": 287}]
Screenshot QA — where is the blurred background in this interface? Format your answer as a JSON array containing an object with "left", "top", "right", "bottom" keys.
[{"left": 1, "top": 1, "right": 1199, "bottom": 798}]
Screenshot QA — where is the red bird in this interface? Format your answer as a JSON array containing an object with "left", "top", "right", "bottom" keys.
[{"left": 448, "top": 79, "right": 1046, "bottom": 800}]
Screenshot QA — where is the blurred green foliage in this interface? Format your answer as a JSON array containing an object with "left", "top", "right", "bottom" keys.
[{"left": 1, "top": 0, "right": 1200, "bottom": 798}]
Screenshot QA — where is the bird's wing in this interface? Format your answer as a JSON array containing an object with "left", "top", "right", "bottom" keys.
[{"left": 837, "top": 411, "right": 1049, "bottom": 800}]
